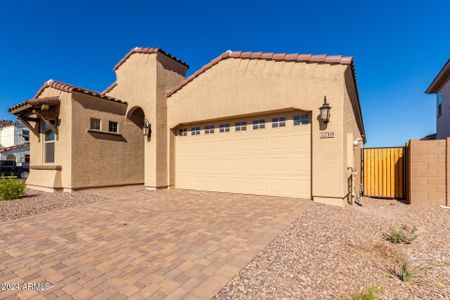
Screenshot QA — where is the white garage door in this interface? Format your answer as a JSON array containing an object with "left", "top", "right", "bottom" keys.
[{"left": 175, "top": 113, "right": 311, "bottom": 199}]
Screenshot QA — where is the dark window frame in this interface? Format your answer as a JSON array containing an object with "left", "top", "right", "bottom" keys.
[
  {"left": 108, "top": 121, "right": 119, "bottom": 133},
  {"left": 252, "top": 119, "right": 265, "bottom": 130},
  {"left": 191, "top": 127, "right": 201, "bottom": 135},
  {"left": 219, "top": 123, "right": 230, "bottom": 133},
  {"left": 90, "top": 118, "right": 101, "bottom": 130}
]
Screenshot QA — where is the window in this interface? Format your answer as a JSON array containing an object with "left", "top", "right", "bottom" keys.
[
  {"left": 108, "top": 121, "right": 118, "bottom": 133},
  {"left": 44, "top": 120, "right": 56, "bottom": 163},
  {"left": 178, "top": 128, "right": 188, "bottom": 136},
  {"left": 294, "top": 114, "right": 310, "bottom": 126},
  {"left": 22, "top": 129, "right": 29, "bottom": 142},
  {"left": 219, "top": 123, "right": 230, "bottom": 132},
  {"left": 235, "top": 122, "right": 247, "bottom": 131},
  {"left": 205, "top": 125, "right": 214, "bottom": 134},
  {"left": 437, "top": 93, "right": 443, "bottom": 118},
  {"left": 272, "top": 117, "right": 286, "bottom": 128},
  {"left": 252, "top": 119, "right": 265, "bottom": 129},
  {"left": 191, "top": 127, "right": 200, "bottom": 135},
  {"left": 90, "top": 118, "right": 101, "bottom": 130}
]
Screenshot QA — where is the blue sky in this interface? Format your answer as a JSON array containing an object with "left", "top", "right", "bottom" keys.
[{"left": 0, "top": 0, "right": 448, "bottom": 147}]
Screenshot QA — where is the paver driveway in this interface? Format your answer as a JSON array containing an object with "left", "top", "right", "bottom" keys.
[{"left": 0, "top": 186, "right": 310, "bottom": 299}]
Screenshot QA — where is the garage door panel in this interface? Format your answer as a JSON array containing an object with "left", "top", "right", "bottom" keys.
[{"left": 175, "top": 116, "right": 311, "bottom": 199}]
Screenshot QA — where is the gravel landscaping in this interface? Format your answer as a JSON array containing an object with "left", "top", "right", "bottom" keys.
[
  {"left": 0, "top": 189, "right": 106, "bottom": 221},
  {"left": 215, "top": 199, "right": 450, "bottom": 299}
]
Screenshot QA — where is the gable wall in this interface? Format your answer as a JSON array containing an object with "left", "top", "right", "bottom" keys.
[{"left": 168, "top": 58, "right": 356, "bottom": 201}]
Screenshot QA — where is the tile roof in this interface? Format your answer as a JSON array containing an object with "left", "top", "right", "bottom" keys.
[
  {"left": 0, "top": 120, "right": 22, "bottom": 128},
  {"left": 0, "top": 143, "right": 29, "bottom": 153},
  {"left": 425, "top": 59, "right": 450, "bottom": 94},
  {"left": 9, "top": 80, "right": 127, "bottom": 113},
  {"left": 166, "top": 51, "right": 355, "bottom": 97},
  {"left": 113, "top": 47, "right": 189, "bottom": 71},
  {"left": 166, "top": 50, "right": 365, "bottom": 140},
  {"left": 8, "top": 97, "right": 61, "bottom": 113}
]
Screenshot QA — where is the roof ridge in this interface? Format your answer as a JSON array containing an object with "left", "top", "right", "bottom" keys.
[
  {"left": 167, "top": 50, "right": 353, "bottom": 97},
  {"left": 113, "top": 47, "right": 189, "bottom": 71}
]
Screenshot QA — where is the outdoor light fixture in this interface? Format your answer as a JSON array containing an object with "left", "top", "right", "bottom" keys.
[
  {"left": 319, "top": 96, "right": 331, "bottom": 123},
  {"left": 143, "top": 119, "right": 151, "bottom": 136}
]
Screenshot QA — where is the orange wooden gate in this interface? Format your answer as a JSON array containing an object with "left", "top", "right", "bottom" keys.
[{"left": 362, "top": 147, "right": 406, "bottom": 199}]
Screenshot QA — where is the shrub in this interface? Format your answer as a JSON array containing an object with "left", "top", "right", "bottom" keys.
[
  {"left": 0, "top": 176, "right": 26, "bottom": 200},
  {"left": 384, "top": 225, "right": 417, "bottom": 244},
  {"left": 392, "top": 257, "right": 425, "bottom": 282},
  {"left": 349, "top": 286, "right": 380, "bottom": 300}
]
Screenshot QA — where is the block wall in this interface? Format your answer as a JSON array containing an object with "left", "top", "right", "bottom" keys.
[{"left": 407, "top": 139, "right": 449, "bottom": 207}]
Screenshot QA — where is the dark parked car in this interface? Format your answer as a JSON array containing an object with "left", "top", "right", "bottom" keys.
[{"left": 0, "top": 160, "right": 29, "bottom": 179}]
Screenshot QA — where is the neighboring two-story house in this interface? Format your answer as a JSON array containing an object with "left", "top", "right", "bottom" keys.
[
  {"left": 0, "top": 120, "right": 30, "bottom": 165},
  {"left": 426, "top": 59, "right": 450, "bottom": 139}
]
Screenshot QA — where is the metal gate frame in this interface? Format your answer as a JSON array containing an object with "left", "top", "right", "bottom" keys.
[{"left": 361, "top": 146, "right": 407, "bottom": 199}]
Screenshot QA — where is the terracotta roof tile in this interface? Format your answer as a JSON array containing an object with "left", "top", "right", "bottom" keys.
[
  {"left": 284, "top": 54, "right": 298, "bottom": 61},
  {"left": 113, "top": 47, "right": 189, "bottom": 71},
  {"left": 9, "top": 80, "right": 127, "bottom": 113},
  {"left": 166, "top": 50, "right": 364, "bottom": 140},
  {"left": 0, "top": 120, "right": 21, "bottom": 128},
  {"left": 0, "top": 143, "right": 29, "bottom": 153},
  {"left": 167, "top": 50, "right": 355, "bottom": 97},
  {"left": 297, "top": 54, "right": 312, "bottom": 62},
  {"left": 240, "top": 52, "right": 252, "bottom": 59},
  {"left": 261, "top": 53, "right": 274, "bottom": 59},
  {"left": 9, "top": 97, "right": 61, "bottom": 113},
  {"left": 251, "top": 52, "right": 263, "bottom": 59},
  {"left": 310, "top": 54, "right": 327, "bottom": 62},
  {"left": 272, "top": 53, "right": 287, "bottom": 60},
  {"left": 36, "top": 80, "right": 126, "bottom": 103}
]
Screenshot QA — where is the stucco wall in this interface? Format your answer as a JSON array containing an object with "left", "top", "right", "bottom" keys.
[
  {"left": 436, "top": 79, "right": 450, "bottom": 139},
  {"left": 70, "top": 93, "right": 144, "bottom": 189},
  {"left": 107, "top": 53, "right": 186, "bottom": 188},
  {"left": 26, "top": 88, "right": 72, "bottom": 190},
  {"left": 167, "top": 58, "right": 363, "bottom": 203},
  {"left": 407, "top": 139, "right": 448, "bottom": 207},
  {"left": 343, "top": 67, "right": 364, "bottom": 200},
  {"left": 0, "top": 125, "right": 28, "bottom": 147}
]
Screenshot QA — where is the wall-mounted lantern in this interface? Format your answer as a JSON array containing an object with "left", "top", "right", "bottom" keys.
[
  {"left": 143, "top": 119, "right": 151, "bottom": 137},
  {"left": 319, "top": 96, "right": 332, "bottom": 123}
]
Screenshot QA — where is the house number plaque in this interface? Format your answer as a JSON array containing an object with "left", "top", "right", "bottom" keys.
[{"left": 320, "top": 131, "right": 335, "bottom": 139}]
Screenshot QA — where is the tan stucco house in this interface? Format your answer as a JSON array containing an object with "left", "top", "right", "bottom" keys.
[
  {"left": 9, "top": 47, "right": 365, "bottom": 206},
  {"left": 426, "top": 59, "right": 450, "bottom": 139}
]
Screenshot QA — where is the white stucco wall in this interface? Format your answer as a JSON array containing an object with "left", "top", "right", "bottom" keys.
[
  {"left": 0, "top": 146, "right": 30, "bottom": 165},
  {"left": 0, "top": 125, "right": 28, "bottom": 147}
]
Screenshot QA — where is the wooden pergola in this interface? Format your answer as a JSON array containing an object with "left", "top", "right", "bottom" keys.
[{"left": 9, "top": 97, "right": 60, "bottom": 141}]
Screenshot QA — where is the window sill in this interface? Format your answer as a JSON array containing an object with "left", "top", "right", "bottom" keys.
[
  {"left": 30, "top": 165, "right": 62, "bottom": 170},
  {"left": 87, "top": 129, "right": 122, "bottom": 137}
]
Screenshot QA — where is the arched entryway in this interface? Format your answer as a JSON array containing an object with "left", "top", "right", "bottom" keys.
[{"left": 127, "top": 107, "right": 146, "bottom": 183}]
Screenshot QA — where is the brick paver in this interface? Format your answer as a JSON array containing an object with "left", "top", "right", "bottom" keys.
[{"left": 0, "top": 186, "right": 310, "bottom": 299}]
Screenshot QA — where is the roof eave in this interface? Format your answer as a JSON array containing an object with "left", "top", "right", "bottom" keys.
[
  {"left": 425, "top": 59, "right": 450, "bottom": 94},
  {"left": 9, "top": 96, "right": 61, "bottom": 115}
]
